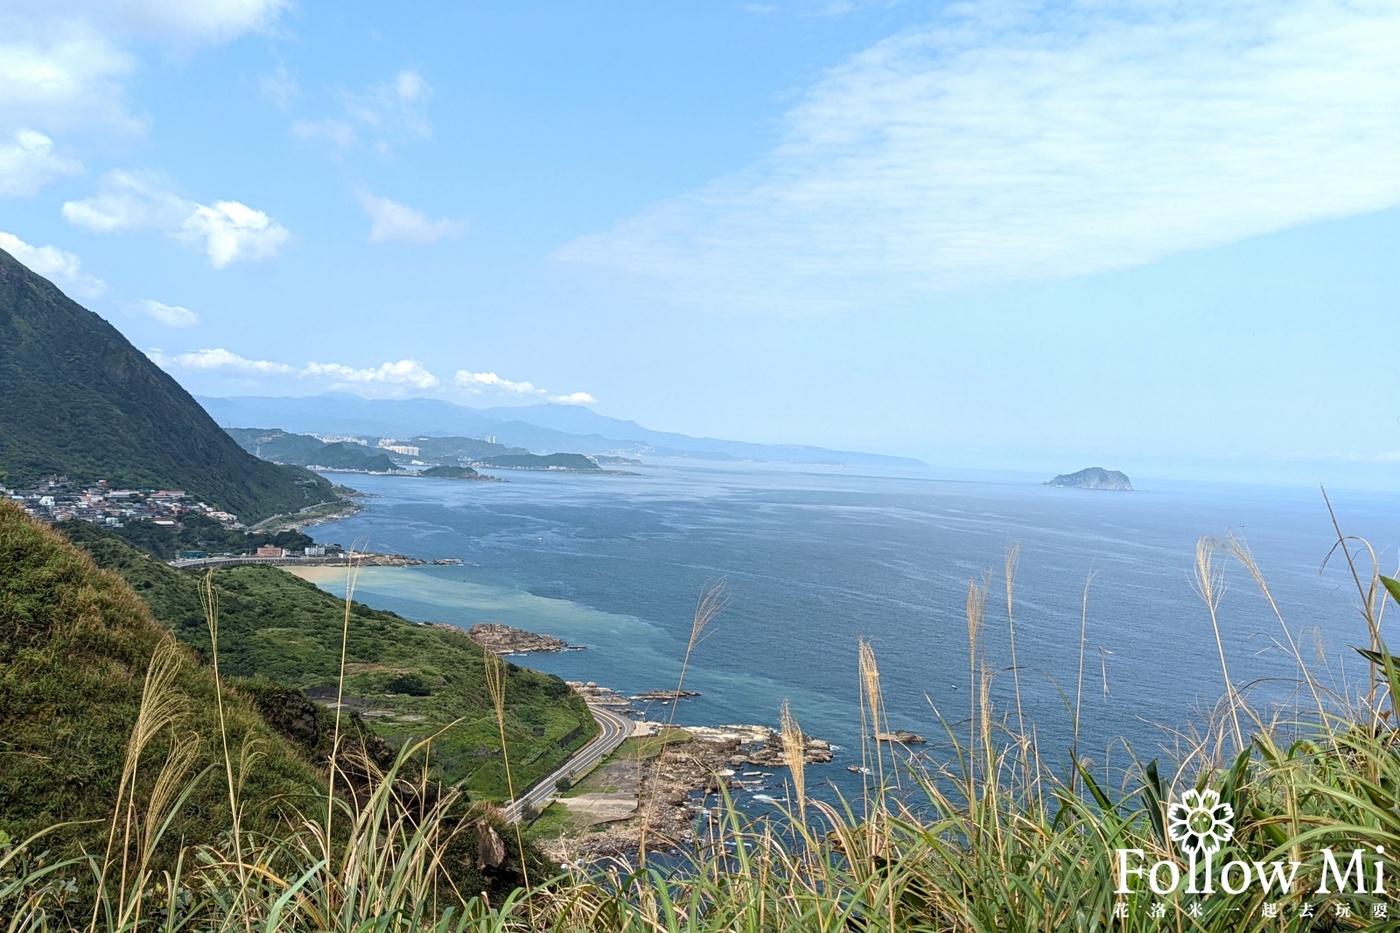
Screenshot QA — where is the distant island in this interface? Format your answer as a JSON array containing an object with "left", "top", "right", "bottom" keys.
[
  {"left": 418, "top": 465, "right": 498, "bottom": 481},
  {"left": 1046, "top": 467, "right": 1132, "bottom": 490}
]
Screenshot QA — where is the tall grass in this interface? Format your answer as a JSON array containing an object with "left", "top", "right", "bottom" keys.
[{"left": 10, "top": 518, "right": 1400, "bottom": 931}]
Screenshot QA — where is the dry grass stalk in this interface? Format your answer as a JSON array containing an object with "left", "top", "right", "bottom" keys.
[
  {"left": 779, "top": 699, "right": 806, "bottom": 826},
  {"left": 856, "top": 637, "right": 890, "bottom": 805},
  {"left": 483, "top": 649, "right": 531, "bottom": 895},
  {"left": 1193, "top": 536, "right": 1243, "bottom": 751},
  {"left": 1004, "top": 543, "right": 1026, "bottom": 740},
  {"left": 966, "top": 572, "right": 990, "bottom": 794},
  {"left": 91, "top": 637, "right": 191, "bottom": 931},
  {"left": 326, "top": 540, "right": 366, "bottom": 849},
  {"left": 639, "top": 579, "right": 729, "bottom": 856}
]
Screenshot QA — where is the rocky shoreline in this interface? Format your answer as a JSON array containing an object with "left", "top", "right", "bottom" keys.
[
  {"left": 568, "top": 681, "right": 700, "bottom": 711},
  {"left": 540, "top": 720, "right": 833, "bottom": 863},
  {"left": 467, "top": 623, "right": 582, "bottom": 654}
]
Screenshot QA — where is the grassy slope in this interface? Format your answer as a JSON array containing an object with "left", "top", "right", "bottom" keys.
[
  {"left": 0, "top": 501, "right": 326, "bottom": 857},
  {"left": 0, "top": 247, "right": 339, "bottom": 523},
  {"left": 62, "top": 522, "right": 599, "bottom": 801}
]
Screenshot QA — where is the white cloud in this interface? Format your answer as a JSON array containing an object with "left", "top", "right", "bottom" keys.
[
  {"left": 151, "top": 348, "right": 594, "bottom": 404},
  {"left": 559, "top": 0, "right": 1400, "bottom": 311},
  {"left": 358, "top": 191, "right": 465, "bottom": 244},
  {"left": 0, "top": 129, "right": 83, "bottom": 197},
  {"left": 0, "top": 1, "right": 287, "bottom": 145},
  {"left": 107, "top": 0, "right": 288, "bottom": 45},
  {"left": 551, "top": 391, "right": 598, "bottom": 406},
  {"left": 137, "top": 298, "right": 198, "bottom": 327},
  {"left": 455, "top": 371, "right": 596, "bottom": 405},
  {"left": 303, "top": 359, "right": 442, "bottom": 391},
  {"left": 295, "top": 69, "right": 434, "bottom": 154},
  {"left": 156, "top": 347, "right": 296, "bottom": 374},
  {"left": 0, "top": 26, "right": 141, "bottom": 138},
  {"left": 456, "top": 371, "right": 541, "bottom": 395},
  {"left": 63, "top": 170, "right": 289, "bottom": 267},
  {"left": 180, "top": 200, "right": 289, "bottom": 267},
  {"left": 153, "top": 347, "right": 596, "bottom": 400},
  {"left": 0, "top": 230, "right": 106, "bottom": 300},
  {"left": 62, "top": 170, "right": 190, "bottom": 231}
]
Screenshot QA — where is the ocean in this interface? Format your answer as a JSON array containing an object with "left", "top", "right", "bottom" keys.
[{"left": 297, "top": 462, "right": 1400, "bottom": 805}]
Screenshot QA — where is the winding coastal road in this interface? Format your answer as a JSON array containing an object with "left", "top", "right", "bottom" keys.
[{"left": 501, "top": 702, "right": 633, "bottom": 824}]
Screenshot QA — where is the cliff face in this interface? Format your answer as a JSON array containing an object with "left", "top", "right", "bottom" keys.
[{"left": 1046, "top": 467, "right": 1132, "bottom": 490}]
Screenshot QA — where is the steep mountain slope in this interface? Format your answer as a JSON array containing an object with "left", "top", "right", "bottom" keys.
[
  {"left": 0, "top": 247, "right": 339, "bottom": 522},
  {"left": 0, "top": 500, "right": 326, "bottom": 862}
]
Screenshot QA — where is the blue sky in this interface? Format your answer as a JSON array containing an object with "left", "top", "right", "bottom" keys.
[{"left": 3, "top": 1, "right": 1400, "bottom": 485}]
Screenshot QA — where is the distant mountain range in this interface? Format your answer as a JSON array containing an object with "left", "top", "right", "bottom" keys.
[
  {"left": 0, "top": 247, "right": 340, "bottom": 522},
  {"left": 198, "top": 394, "right": 926, "bottom": 469}
]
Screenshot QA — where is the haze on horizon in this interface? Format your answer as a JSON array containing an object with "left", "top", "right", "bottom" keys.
[{"left": 3, "top": 1, "right": 1400, "bottom": 489}]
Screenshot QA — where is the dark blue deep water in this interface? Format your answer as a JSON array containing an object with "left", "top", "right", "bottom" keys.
[{"left": 303, "top": 462, "right": 1400, "bottom": 804}]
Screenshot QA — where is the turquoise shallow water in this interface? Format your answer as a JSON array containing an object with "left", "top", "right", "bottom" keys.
[{"left": 299, "top": 462, "right": 1400, "bottom": 804}]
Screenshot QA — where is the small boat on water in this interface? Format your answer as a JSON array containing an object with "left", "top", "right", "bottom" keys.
[{"left": 847, "top": 765, "right": 872, "bottom": 774}]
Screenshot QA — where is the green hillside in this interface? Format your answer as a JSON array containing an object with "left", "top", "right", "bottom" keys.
[
  {"left": 62, "top": 521, "right": 599, "bottom": 800},
  {"left": 0, "top": 501, "right": 326, "bottom": 864},
  {"left": 0, "top": 247, "right": 340, "bottom": 523},
  {"left": 477, "top": 453, "right": 601, "bottom": 471},
  {"left": 226, "top": 427, "right": 402, "bottom": 472},
  {"left": 419, "top": 464, "right": 487, "bottom": 480}
]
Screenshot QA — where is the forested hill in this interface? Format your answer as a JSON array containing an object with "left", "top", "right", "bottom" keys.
[{"left": 0, "top": 247, "right": 339, "bottom": 522}]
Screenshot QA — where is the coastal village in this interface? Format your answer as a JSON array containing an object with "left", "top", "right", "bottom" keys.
[
  {"left": 0, "top": 474, "right": 343, "bottom": 559},
  {"left": 3, "top": 474, "right": 244, "bottom": 531}
]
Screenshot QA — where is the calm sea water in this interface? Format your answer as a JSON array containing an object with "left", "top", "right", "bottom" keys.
[{"left": 303, "top": 462, "right": 1400, "bottom": 803}]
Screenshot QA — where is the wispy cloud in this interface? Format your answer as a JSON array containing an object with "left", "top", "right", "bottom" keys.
[
  {"left": 292, "top": 69, "right": 434, "bottom": 155},
  {"left": 358, "top": 191, "right": 465, "bottom": 244},
  {"left": 560, "top": 0, "right": 1400, "bottom": 312},
  {"left": 257, "top": 64, "right": 300, "bottom": 112},
  {"left": 0, "top": 129, "right": 83, "bottom": 198},
  {"left": 0, "top": 23, "right": 141, "bottom": 139},
  {"left": 0, "top": 1, "right": 287, "bottom": 143},
  {"left": 107, "top": 0, "right": 288, "bottom": 46},
  {"left": 63, "top": 170, "right": 290, "bottom": 267},
  {"left": 150, "top": 351, "right": 596, "bottom": 404},
  {"left": 0, "top": 230, "right": 106, "bottom": 300},
  {"left": 136, "top": 298, "right": 198, "bottom": 327}
]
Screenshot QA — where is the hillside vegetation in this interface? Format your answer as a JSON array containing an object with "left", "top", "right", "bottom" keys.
[
  {"left": 61, "top": 521, "right": 598, "bottom": 800},
  {"left": 10, "top": 513, "right": 1400, "bottom": 930},
  {"left": 2, "top": 501, "right": 1400, "bottom": 930},
  {"left": 0, "top": 247, "right": 340, "bottom": 522},
  {"left": 225, "top": 427, "right": 402, "bottom": 473},
  {"left": 0, "top": 501, "right": 326, "bottom": 864},
  {"left": 478, "top": 453, "right": 600, "bottom": 471}
]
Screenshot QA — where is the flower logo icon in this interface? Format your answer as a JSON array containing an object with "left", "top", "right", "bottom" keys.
[{"left": 1168, "top": 788, "right": 1234, "bottom": 855}]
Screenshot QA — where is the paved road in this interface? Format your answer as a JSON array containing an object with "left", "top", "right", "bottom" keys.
[
  {"left": 501, "top": 702, "right": 633, "bottom": 823},
  {"left": 169, "top": 555, "right": 320, "bottom": 570}
]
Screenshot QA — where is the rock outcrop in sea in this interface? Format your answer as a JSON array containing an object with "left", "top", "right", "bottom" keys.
[{"left": 1046, "top": 467, "right": 1132, "bottom": 490}]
